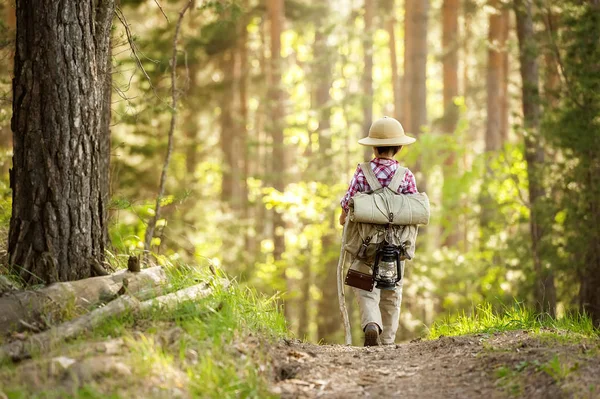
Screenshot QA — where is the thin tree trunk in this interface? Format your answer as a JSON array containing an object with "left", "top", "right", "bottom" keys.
[
  {"left": 312, "top": 8, "right": 339, "bottom": 342},
  {"left": 144, "top": 1, "right": 193, "bottom": 254},
  {"left": 404, "top": 0, "right": 429, "bottom": 191},
  {"left": 441, "top": 0, "right": 460, "bottom": 247},
  {"left": 499, "top": 8, "right": 510, "bottom": 143},
  {"left": 514, "top": 0, "right": 556, "bottom": 317},
  {"left": 362, "top": 0, "right": 375, "bottom": 162},
  {"left": 9, "top": 0, "right": 114, "bottom": 284},
  {"left": 267, "top": 0, "right": 287, "bottom": 311},
  {"left": 386, "top": 1, "right": 402, "bottom": 120},
  {"left": 220, "top": 50, "right": 237, "bottom": 206},
  {"left": 238, "top": 4, "right": 251, "bottom": 250},
  {"left": 481, "top": 0, "right": 510, "bottom": 230},
  {"left": 486, "top": 0, "right": 509, "bottom": 152}
]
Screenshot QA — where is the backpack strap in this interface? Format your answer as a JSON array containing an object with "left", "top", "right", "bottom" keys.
[
  {"left": 388, "top": 166, "right": 408, "bottom": 194},
  {"left": 359, "top": 162, "right": 383, "bottom": 191}
]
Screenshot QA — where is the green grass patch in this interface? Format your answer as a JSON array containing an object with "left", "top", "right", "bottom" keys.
[
  {"left": 0, "top": 262, "right": 287, "bottom": 398},
  {"left": 428, "top": 302, "right": 599, "bottom": 339}
]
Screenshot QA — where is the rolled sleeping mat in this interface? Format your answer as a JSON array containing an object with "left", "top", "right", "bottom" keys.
[{"left": 349, "top": 189, "right": 430, "bottom": 226}]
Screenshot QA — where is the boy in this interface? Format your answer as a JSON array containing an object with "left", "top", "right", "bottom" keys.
[{"left": 339, "top": 116, "right": 417, "bottom": 346}]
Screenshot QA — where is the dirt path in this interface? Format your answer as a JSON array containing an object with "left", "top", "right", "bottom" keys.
[{"left": 270, "top": 331, "right": 600, "bottom": 398}]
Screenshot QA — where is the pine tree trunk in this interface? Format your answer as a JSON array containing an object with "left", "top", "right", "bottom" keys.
[
  {"left": 312, "top": 9, "right": 340, "bottom": 342},
  {"left": 404, "top": 0, "right": 429, "bottom": 191},
  {"left": 9, "top": 0, "right": 114, "bottom": 285},
  {"left": 220, "top": 50, "right": 238, "bottom": 206},
  {"left": 481, "top": 0, "right": 509, "bottom": 229},
  {"left": 441, "top": 0, "right": 459, "bottom": 247},
  {"left": 499, "top": 8, "right": 510, "bottom": 143},
  {"left": 386, "top": 0, "right": 402, "bottom": 120},
  {"left": 267, "top": 0, "right": 287, "bottom": 298},
  {"left": 238, "top": 6, "right": 250, "bottom": 250},
  {"left": 486, "top": 0, "right": 509, "bottom": 152},
  {"left": 362, "top": 0, "right": 375, "bottom": 162},
  {"left": 514, "top": 0, "right": 556, "bottom": 317}
]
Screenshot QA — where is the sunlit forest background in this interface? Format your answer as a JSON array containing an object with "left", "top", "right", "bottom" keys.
[{"left": 0, "top": 0, "right": 598, "bottom": 343}]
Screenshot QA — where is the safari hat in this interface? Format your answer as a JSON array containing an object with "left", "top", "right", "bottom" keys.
[{"left": 358, "top": 116, "right": 416, "bottom": 146}]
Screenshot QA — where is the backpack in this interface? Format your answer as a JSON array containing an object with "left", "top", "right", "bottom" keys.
[{"left": 343, "top": 162, "right": 430, "bottom": 264}]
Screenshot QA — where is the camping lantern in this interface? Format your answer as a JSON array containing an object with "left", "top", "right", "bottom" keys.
[{"left": 372, "top": 244, "right": 403, "bottom": 290}]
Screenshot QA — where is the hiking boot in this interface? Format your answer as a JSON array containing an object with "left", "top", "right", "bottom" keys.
[{"left": 363, "top": 323, "right": 380, "bottom": 347}]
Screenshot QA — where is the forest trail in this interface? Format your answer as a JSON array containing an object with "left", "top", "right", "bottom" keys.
[{"left": 270, "top": 331, "right": 600, "bottom": 398}]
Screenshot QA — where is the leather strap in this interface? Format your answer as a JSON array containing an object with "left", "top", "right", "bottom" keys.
[
  {"left": 359, "top": 162, "right": 382, "bottom": 191},
  {"left": 388, "top": 166, "right": 408, "bottom": 193}
]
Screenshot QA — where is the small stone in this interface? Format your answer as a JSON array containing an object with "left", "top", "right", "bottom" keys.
[
  {"left": 52, "top": 356, "right": 76, "bottom": 371},
  {"left": 185, "top": 349, "right": 199, "bottom": 364}
]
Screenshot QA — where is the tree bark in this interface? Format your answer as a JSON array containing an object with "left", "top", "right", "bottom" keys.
[
  {"left": 267, "top": 0, "right": 287, "bottom": 304},
  {"left": 9, "top": 0, "right": 114, "bottom": 284},
  {"left": 404, "top": 0, "right": 429, "bottom": 191},
  {"left": 1, "top": 280, "right": 227, "bottom": 362},
  {"left": 514, "top": 0, "right": 556, "bottom": 317},
  {"left": 0, "top": 266, "right": 167, "bottom": 337},
  {"left": 486, "top": 0, "right": 509, "bottom": 152},
  {"left": 441, "top": 0, "right": 460, "bottom": 247},
  {"left": 362, "top": 0, "right": 375, "bottom": 162},
  {"left": 386, "top": 0, "right": 402, "bottom": 120},
  {"left": 311, "top": 9, "right": 340, "bottom": 342},
  {"left": 220, "top": 50, "right": 238, "bottom": 206}
]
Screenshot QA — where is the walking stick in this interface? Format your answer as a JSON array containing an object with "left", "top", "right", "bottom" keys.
[{"left": 337, "top": 219, "right": 352, "bottom": 345}]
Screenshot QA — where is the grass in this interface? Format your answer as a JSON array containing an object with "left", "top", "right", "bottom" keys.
[
  {"left": 428, "top": 302, "right": 599, "bottom": 340},
  {"left": 494, "top": 354, "right": 581, "bottom": 397},
  {"left": 0, "top": 261, "right": 287, "bottom": 399}
]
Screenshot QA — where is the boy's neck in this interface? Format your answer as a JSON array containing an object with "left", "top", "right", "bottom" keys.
[{"left": 375, "top": 156, "right": 395, "bottom": 160}]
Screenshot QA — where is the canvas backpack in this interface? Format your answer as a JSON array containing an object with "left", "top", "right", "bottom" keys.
[{"left": 344, "top": 162, "right": 430, "bottom": 265}]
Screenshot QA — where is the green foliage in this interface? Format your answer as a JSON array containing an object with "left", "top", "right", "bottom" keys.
[{"left": 428, "top": 302, "right": 599, "bottom": 339}]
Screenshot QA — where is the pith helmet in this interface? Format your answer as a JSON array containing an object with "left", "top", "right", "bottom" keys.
[{"left": 358, "top": 116, "right": 416, "bottom": 146}]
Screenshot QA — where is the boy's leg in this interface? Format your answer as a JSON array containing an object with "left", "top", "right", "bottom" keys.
[
  {"left": 350, "top": 259, "right": 382, "bottom": 332},
  {"left": 379, "top": 262, "right": 404, "bottom": 344}
]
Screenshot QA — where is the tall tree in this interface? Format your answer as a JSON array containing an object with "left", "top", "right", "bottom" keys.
[
  {"left": 312, "top": 6, "right": 339, "bottom": 342},
  {"left": 267, "top": 0, "right": 287, "bottom": 284},
  {"left": 362, "top": 0, "right": 375, "bottom": 161},
  {"left": 544, "top": 0, "right": 600, "bottom": 326},
  {"left": 514, "top": 0, "right": 556, "bottom": 316},
  {"left": 220, "top": 49, "right": 241, "bottom": 207},
  {"left": 9, "top": 0, "right": 114, "bottom": 284},
  {"left": 441, "top": 0, "right": 460, "bottom": 247},
  {"left": 486, "top": 0, "right": 509, "bottom": 152},
  {"left": 403, "top": 0, "right": 429, "bottom": 190},
  {"left": 385, "top": 0, "right": 402, "bottom": 120}
]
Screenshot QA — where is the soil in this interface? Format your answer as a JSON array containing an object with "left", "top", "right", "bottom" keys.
[{"left": 270, "top": 330, "right": 600, "bottom": 398}]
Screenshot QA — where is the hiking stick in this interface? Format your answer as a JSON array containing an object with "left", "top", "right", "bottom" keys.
[{"left": 337, "top": 219, "right": 352, "bottom": 345}]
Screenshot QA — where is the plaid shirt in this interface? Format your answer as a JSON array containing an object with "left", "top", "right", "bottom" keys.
[{"left": 340, "top": 158, "right": 418, "bottom": 212}]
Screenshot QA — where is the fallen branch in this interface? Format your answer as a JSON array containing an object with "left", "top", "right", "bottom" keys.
[
  {"left": 0, "top": 267, "right": 167, "bottom": 337},
  {"left": 1, "top": 279, "right": 228, "bottom": 362}
]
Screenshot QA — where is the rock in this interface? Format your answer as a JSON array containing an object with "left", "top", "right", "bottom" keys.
[
  {"left": 52, "top": 356, "right": 76, "bottom": 371},
  {"left": 99, "top": 338, "right": 124, "bottom": 355},
  {"left": 67, "top": 356, "right": 132, "bottom": 384},
  {"left": 185, "top": 348, "right": 198, "bottom": 364}
]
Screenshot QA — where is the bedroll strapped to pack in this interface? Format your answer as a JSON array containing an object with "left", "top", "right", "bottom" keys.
[{"left": 343, "top": 162, "right": 430, "bottom": 263}]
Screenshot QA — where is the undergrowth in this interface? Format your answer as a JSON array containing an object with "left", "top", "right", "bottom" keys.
[
  {"left": 428, "top": 302, "right": 599, "bottom": 340},
  {"left": 0, "top": 261, "right": 287, "bottom": 399}
]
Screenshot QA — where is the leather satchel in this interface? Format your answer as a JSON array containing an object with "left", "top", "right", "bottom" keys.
[{"left": 344, "top": 268, "right": 375, "bottom": 292}]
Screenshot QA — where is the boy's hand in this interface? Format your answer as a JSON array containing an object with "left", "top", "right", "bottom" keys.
[{"left": 339, "top": 210, "right": 347, "bottom": 226}]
